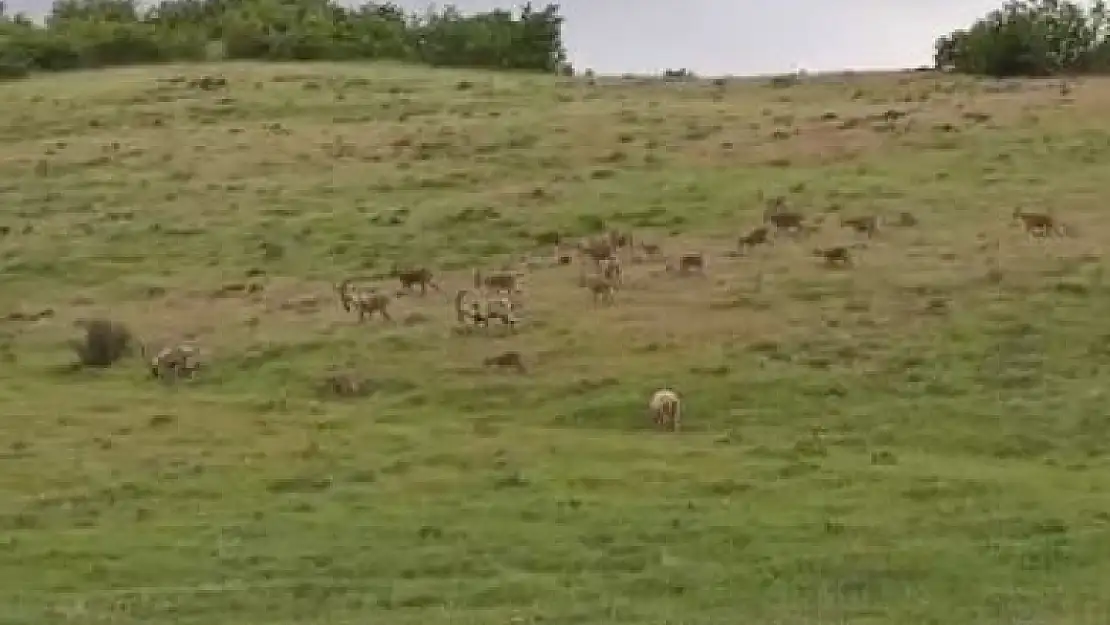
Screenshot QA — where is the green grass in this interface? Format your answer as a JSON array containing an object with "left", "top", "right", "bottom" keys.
[{"left": 3, "top": 62, "right": 1110, "bottom": 624}]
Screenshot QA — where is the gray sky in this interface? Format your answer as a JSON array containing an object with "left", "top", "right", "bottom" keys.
[
  {"left": 401, "top": 0, "right": 1006, "bottom": 75},
  {"left": 5, "top": 0, "right": 1006, "bottom": 75}
]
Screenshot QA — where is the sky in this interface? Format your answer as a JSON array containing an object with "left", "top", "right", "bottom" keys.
[{"left": 4, "top": 0, "right": 1010, "bottom": 76}]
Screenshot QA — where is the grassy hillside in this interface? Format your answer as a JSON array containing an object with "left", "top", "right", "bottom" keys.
[{"left": 3, "top": 62, "right": 1110, "bottom": 624}]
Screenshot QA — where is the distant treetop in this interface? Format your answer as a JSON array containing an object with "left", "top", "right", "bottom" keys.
[{"left": 0, "top": 0, "right": 568, "bottom": 79}]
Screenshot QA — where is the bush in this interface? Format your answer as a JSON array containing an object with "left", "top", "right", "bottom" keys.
[
  {"left": 936, "top": 0, "right": 1110, "bottom": 77},
  {"left": 0, "top": 51, "right": 31, "bottom": 80},
  {"left": 0, "top": 0, "right": 566, "bottom": 78},
  {"left": 72, "top": 318, "right": 134, "bottom": 367}
]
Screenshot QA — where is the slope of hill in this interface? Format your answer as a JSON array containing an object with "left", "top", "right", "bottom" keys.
[{"left": 3, "top": 62, "right": 1110, "bottom": 624}]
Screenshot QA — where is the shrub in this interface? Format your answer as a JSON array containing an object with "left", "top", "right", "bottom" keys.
[
  {"left": 936, "top": 0, "right": 1110, "bottom": 77},
  {"left": 72, "top": 318, "right": 134, "bottom": 367},
  {"left": 0, "top": 0, "right": 567, "bottom": 79}
]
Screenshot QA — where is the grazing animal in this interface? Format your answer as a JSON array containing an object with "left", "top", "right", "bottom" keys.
[
  {"left": 484, "top": 350, "right": 527, "bottom": 373},
  {"left": 648, "top": 388, "right": 682, "bottom": 431},
  {"left": 481, "top": 296, "right": 520, "bottom": 329},
  {"left": 581, "top": 274, "right": 617, "bottom": 304},
  {"left": 738, "top": 226, "right": 770, "bottom": 253},
  {"left": 598, "top": 255, "right": 622, "bottom": 285},
  {"left": 813, "top": 246, "right": 852, "bottom": 267},
  {"left": 637, "top": 240, "right": 663, "bottom": 258},
  {"left": 1013, "top": 208, "right": 1064, "bottom": 237},
  {"left": 337, "top": 279, "right": 392, "bottom": 321},
  {"left": 473, "top": 268, "right": 520, "bottom": 295},
  {"left": 146, "top": 343, "right": 201, "bottom": 381},
  {"left": 840, "top": 214, "right": 878, "bottom": 237},
  {"left": 390, "top": 265, "right": 439, "bottom": 294},
  {"left": 454, "top": 289, "right": 473, "bottom": 324},
  {"left": 577, "top": 236, "right": 615, "bottom": 262},
  {"left": 668, "top": 252, "right": 706, "bottom": 274},
  {"left": 763, "top": 197, "right": 807, "bottom": 235},
  {"left": 606, "top": 228, "right": 634, "bottom": 253},
  {"left": 894, "top": 211, "right": 918, "bottom": 227},
  {"left": 455, "top": 289, "right": 519, "bottom": 329}
]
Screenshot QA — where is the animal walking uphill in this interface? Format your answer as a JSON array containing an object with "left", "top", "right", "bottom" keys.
[
  {"left": 1013, "top": 208, "right": 1069, "bottom": 237},
  {"left": 667, "top": 251, "right": 707, "bottom": 275},
  {"left": 473, "top": 268, "right": 521, "bottom": 296},
  {"left": 737, "top": 226, "right": 770, "bottom": 254},
  {"left": 762, "top": 196, "right": 808, "bottom": 237},
  {"left": 390, "top": 265, "right": 440, "bottom": 295},
  {"left": 336, "top": 279, "right": 392, "bottom": 321},
  {"left": 145, "top": 342, "right": 203, "bottom": 381},
  {"left": 840, "top": 214, "right": 879, "bottom": 238},
  {"left": 454, "top": 288, "right": 521, "bottom": 331}
]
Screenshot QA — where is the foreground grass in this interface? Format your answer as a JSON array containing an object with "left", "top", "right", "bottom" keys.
[{"left": 3, "top": 62, "right": 1110, "bottom": 624}]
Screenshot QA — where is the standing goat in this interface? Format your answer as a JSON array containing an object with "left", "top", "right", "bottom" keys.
[{"left": 648, "top": 388, "right": 682, "bottom": 431}]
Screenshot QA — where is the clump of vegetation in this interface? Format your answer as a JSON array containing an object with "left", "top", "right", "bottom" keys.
[
  {"left": 936, "top": 0, "right": 1110, "bottom": 76},
  {"left": 71, "top": 318, "right": 133, "bottom": 367},
  {"left": 0, "top": 0, "right": 567, "bottom": 77}
]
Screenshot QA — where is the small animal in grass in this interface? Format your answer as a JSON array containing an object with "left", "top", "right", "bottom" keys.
[
  {"left": 667, "top": 252, "right": 706, "bottom": 274},
  {"left": 146, "top": 343, "right": 202, "bottom": 381},
  {"left": 813, "top": 246, "right": 852, "bottom": 267},
  {"left": 473, "top": 268, "right": 521, "bottom": 296},
  {"left": 389, "top": 265, "right": 440, "bottom": 295},
  {"left": 598, "top": 255, "right": 622, "bottom": 285},
  {"left": 483, "top": 350, "right": 526, "bottom": 373},
  {"left": 1013, "top": 208, "right": 1065, "bottom": 237},
  {"left": 648, "top": 388, "right": 682, "bottom": 432},
  {"left": 840, "top": 214, "right": 878, "bottom": 237},
  {"left": 336, "top": 279, "right": 392, "bottom": 321},
  {"left": 580, "top": 274, "right": 617, "bottom": 304},
  {"left": 738, "top": 226, "right": 770, "bottom": 253}
]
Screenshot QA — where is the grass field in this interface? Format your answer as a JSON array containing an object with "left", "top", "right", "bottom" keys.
[{"left": 3, "top": 62, "right": 1110, "bottom": 624}]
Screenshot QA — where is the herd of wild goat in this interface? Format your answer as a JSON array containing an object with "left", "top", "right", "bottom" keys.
[{"left": 141, "top": 196, "right": 1070, "bottom": 430}]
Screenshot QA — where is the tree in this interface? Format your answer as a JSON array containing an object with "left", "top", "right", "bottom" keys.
[
  {"left": 936, "top": 0, "right": 1110, "bottom": 76},
  {"left": 0, "top": 0, "right": 567, "bottom": 78}
]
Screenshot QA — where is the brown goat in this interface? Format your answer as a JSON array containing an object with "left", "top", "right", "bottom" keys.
[
  {"left": 145, "top": 343, "right": 202, "bottom": 381},
  {"left": 1013, "top": 209, "right": 1064, "bottom": 237},
  {"left": 598, "top": 255, "right": 622, "bottom": 285},
  {"left": 813, "top": 246, "right": 852, "bottom": 267},
  {"left": 648, "top": 388, "right": 682, "bottom": 431},
  {"left": 581, "top": 274, "right": 617, "bottom": 304},
  {"left": 738, "top": 226, "right": 770, "bottom": 253},
  {"left": 473, "top": 268, "right": 520, "bottom": 295},
  {"left": 668, "top": 252, "right": 706, "bottom": 274},
  {"left": 840, "top": 214, "right": 878, "bottom": 237},
  {"left": 390, "top": 265, "right": 439, "bottom": 295},
  {"left": 484, "top": 350, "right": 527, "bottom": 373},
  {"left": 337, "top": 279, "right": 392, "bottom": 321},
  {"left": 577, "top": 236, "right": 616, "bottom": 262}
]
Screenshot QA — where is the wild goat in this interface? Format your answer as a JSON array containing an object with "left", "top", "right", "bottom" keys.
[
  {"left": 598, "top": 255, "right": 622, "bottom": 285},
  {"left": 580, "top": 274, "right": 617, "bottom": 305},
  {"left": 390, "top": 265, "right": 439, "bottom": 295},
  {"left": 1013, "top": 208, "right": 1065, "bottom": 237},
  {"left": 146, "top": 343, "right": 201, "bottom": 381},
  {"left": 483, "top": 350, "right": 526, "bottom": 373},
  {"left": 577, "top": 236, "right": 615, "bottom": 262},
  {"left": 454, "top": 289, "right": 520, "bottom": 329},
  {"left": 763, "top": 197, "right": 807, "bottom": 235},
  {"left": 668, "top": 252, "right": 706, "bottom": 274},
  {"left": 648, "top": 388, "right": 682, "bottom": 431},
  {"left": 840, "top": 214, "right": 878, "bottom": 237},
  {"left": 336, "top": 279, "right": 391, "bottom": 321},
  {"left": 813, "top": 246, "right": 852, "bottom": 267},
  {"left": 738, "top": 226, "right": 770, "bottom": 253},
  {"left": 473, "top": 268, "right": 521, "bottom": 296}
]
